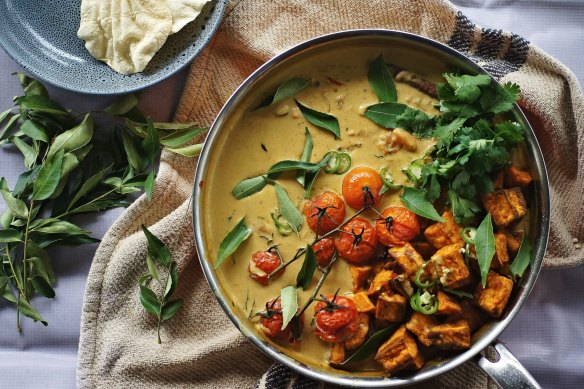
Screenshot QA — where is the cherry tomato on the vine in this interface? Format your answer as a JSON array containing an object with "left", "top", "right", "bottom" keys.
[
  {"left": 375, "top": 206, "right": 421, "bottom": 246},
  {"left": 312, "top": 238, "right": 335, "bottom": 267},
  {"left": 334, "top": 217, "right": 378, "bottom": 264},
  {"left": 259, "top": 298, "right": 304, "bottom": 341},
  {"left": 248, "top": 250, "right": 283, "bottom": 285},
  {"left": 341, "top": 167, "right": 383, "bottom": 210},
  {"left": 302, "top": 191, "right": 346, "bottom": 234},
  {"left": 314, "top": 294, "right": 359, "bottom": 343}
]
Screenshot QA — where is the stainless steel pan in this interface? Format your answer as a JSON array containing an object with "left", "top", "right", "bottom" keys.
[{"left": 192, "top": 29, "right": 550, "bottom": 388}]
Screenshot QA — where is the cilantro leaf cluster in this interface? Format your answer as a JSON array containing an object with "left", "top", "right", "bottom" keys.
[{"left": 402, "top": 73, "right": 524, "bottom": 224}]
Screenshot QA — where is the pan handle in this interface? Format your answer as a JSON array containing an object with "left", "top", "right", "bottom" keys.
[{"left": 476, "top": 340, "right": 541, "bottom": 389}]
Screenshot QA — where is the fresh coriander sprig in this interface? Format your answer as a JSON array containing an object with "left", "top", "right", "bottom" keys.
[{"left": 139, "top": 225, "right": 183, "bottom": 344}]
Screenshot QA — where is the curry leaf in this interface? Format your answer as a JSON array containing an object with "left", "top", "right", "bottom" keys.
[
  {"left": 11, "top": 136, "right": 38, "bottom": 169},
  {"left": 510, "top": 234, "right": 532, "bottom": 278},
  {"left": 161, "top": 299, "right": 184, "bottom": 321},
  {"left": 295, "top": 100, "right": 341, "bottom": 139},
  {"left": 67, "top": 165, "right": 112, "bottom": 210},
  {"left": 159, "top": 127, "right": 206, "bottom": 147},
  {"left": 16, "top": 73, "right": 48, "bottom": 97},
  {"left": 164, "top": 261, "right": 178, "bottom": 298},
  {"left": 443, "top": 287, "right": 474, "bottom": 299},
  {"left": 146, "top": 254, "right": 160, "bottom": 282},
  {"left": 15, "top": 94, "right": 68, "bottom": 116},
  {"left": 144, "top": 170, "right": 155, "bottom": 200},
  {"left": 1, "top": 181, "right": 29, "bottom": 219},
  {"left": 232, "top": 175, "right": 267, "bottom": 199},
  {"left": 475, "top": 213, "right": 496, "bottom": 287},
  {"left": 274, "top": 183, "right": 303, "bottom": 235},
  {"left": 280, "top": 286, "right": 298, "bottom": 330},
  {"left": 268, "top": 160, "right": 320, "bottom": 175},
  {"left": 0, "top": 113, "right": 21, "bottom": 141},
  {"left": 47, "top": 114, "right": 93, "bottom": 159},
  {"left": 142, "top": 118, "right": 160, "bottom": 163},
  {"left": 364, "top": 102, "right": 408, "bottom": 128},
  {"left": 165, "top": 143, "right": 202, "bottom": 157},
  {"left": 122, "top": 130, "right": 143, "bottom": 171},
  {"left": 296, "top": 128, "right": 313, "bottom": 187},
  {"left": 368, "top": 54, "right": 397, "bottom": 103},
  {"left": 32, "top": 150, "right": 64, "bottom": 200},
  {"left": 342, "top": 325, "right": 398, "bottom": 364},
  {"left": 29, "top": 218, "right": 90, "bottom": 235},
  {"left": 273, "top": 78, "right": 310, "bottom": 104},
  {"left": 142, "top": 225, "right": 171, "bottom": 267},
  {"left": 17, "top": 296, "right": 48, "bottom": 326},
  {"left": 20, "top": 120, "right": 49, "bottom": 143},
  {"left": 31, "top": 275, "right": 55, "bottom": 299},
  {"left": 215, "top": 218, "right": 252, "bottom": 268},
  {"left": 400, "top": 187, "right": 445, "bottom": 222},
  {"left": 0, "top": 228, "right": 22, "bottom": 242},
  {"left": 104, "top": 94, "right": 140, "bottom": 115},
  {"left": 296, "top": 244, "right": 317, "bottom": 290},
  {"left": 139, "top": 285, "right": 160, "bottom": 316}
]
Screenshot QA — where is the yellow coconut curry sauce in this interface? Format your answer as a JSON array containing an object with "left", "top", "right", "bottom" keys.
[{"left": 200, "top": 45, "right": 533, "bottom": 376}]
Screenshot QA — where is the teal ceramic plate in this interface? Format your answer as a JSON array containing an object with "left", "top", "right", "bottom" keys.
[{"left": 0, "top": 0, "right": 226, "bottom": 95}]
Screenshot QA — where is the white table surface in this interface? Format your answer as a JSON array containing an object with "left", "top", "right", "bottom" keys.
[{"left": 1, "top": 1, "right": 583, "bottom": 387}]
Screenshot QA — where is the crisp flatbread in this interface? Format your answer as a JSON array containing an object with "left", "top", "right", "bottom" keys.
[
  {"left": 77, "top": 0, "right": 173, "bottom": 74},
  {"left": 166, "top": 0, "right": 210, "bottom": 34}
]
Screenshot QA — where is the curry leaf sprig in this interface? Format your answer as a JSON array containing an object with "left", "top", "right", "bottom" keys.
[
  {"left": 139, "top": 225, "right": 183, "bottom": 344},
  {"left": 0, "top": 73, "right": 203, "bottom": 331}
]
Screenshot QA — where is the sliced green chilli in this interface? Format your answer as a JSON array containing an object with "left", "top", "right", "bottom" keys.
[
  {"left": 323, "top": 151, "right": 351, "bottom": 174},
  {"left": 380, "top": 168, "right": 403, "bottom": 190},
  {"left": 410, "top": 289, "right": 438, "bottom": 315},
  {"left": 271, "top": 212, "right": 293, "bottom": 236},
  {"left": 414, "top": 263, "right": 436, "bottom": 289},
  {"left": 461, "top": 227, "right": 477, "bottom": 245},
  {"left": 336, "top": 153, "right": 352, "bottom": 174}
]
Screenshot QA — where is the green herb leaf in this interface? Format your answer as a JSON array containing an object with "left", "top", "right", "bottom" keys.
[
  {"left": 267, "top": 160, "right": 320, "bottom": 175},
  {"left": 144, "top": 170, "right": 155, "bottom": 200},
  {"left": 510, "top": 234, "right": 532, "bottom": 278},
  {"left": 274, "top": 183, "right": 303, "bottom": 235},
  {"left": 31, "top": 275, "right": 55, "bottom": 298},
  {"left": 0, "top": 180, "right": 29, "bottom": 219},
  {"left": 232, "top": 175, "right": 267, "bottom": 199},
  {"left": 139, "top": 285, "right": 161, "bottom": 316},
  {"left": 475, "top": 213, "right": 496, "bottom": 287},
  {"left": 395, "top": 106, "right": 435, "bottom": 137},
  {"left": 146, "top": 254, "right": 160, "bottom": 282},
  {"left": 142, "top": 225, "right": 172, "bottom": 267},
  {"left": 342, "top": 325, "right": 398, "bottom": 364},
  {"left": 159, "top": 127, "right": 206, "bottom": 147},
  {"left": 280, "top": 286, "right": 298, "bottom": 330},
  {"left": 104, "top": 94, "right": 140, "bottom": 115},
  {"left": 16, "top": 73, "right": 48, "bottom": 97},
  {"left": 47, "top": 114, "right": 93, "bottom": 159},
  {"left": 296, "top": 244, "right": 317, "bottom": 290},
  {"left": 15, "top": 94, "right": 68, "bottom": 116},
  {"left": 0, "top": 276, "right": 9, "bottom": 298},
  {"left": 32, "top": 150, "right": 64, "bottom": 200},
  {"left": 444, "top": 73, "right": 492, "bottom": 103},
  {"left": 122, "top": 130, "right": 144, "bottom": 171},
  {"left": 17, "top": 296, "right": 48, "bottom": 325},
  {"left": 165, "top": 143, "right": 202, "bottom": 157},
  {"left": 67, "top": 165, "right": 111, "bottom": 211},
  {"left": 364, "top": 102, "right": 408, "bottom": 128},
  {"left": 12, "top": 166, "right": 41, "bottom": 196},
  {"left": 164, "top": 261, "right": 178, "bottom": 298},
  {"left": 273, "top": 78, "right": 310, "bottom": 104},
  {"left": 0, "top": 228, "right": 22, "bottom": 242},
  {"left": 20, "top": 120, "right": 49, "bottom": 143},
  {"left": 296, "top": 128, "right": 313, "bottom": 186},
  {"left": 295, "top": 100, "right": 341, "bottom": 139},
  {"left": 400, "top": 187, "right": 445, "bottom": 222},
  {"left": 0, "top": 113, "right": 21, "bottom": 141},
  {"left": 368, "top": 54, "right": 397, "bottom": 103},
  {"left": 142, "top": 118, "right": 160, "bottom": 163},
  {"left": 27, "top": 241, "right": 55, "bottom": 284},
  {"left": 161, "top": 298, "right": 184, "bottom": 321},
  {"left": 215, "top": 218, "right": 252, "bottom": 268},
  {"left": 442, "top": 287, "right": 474, "bottom": 299},
  {"left": 11, "top": 136, "right": 38, "bottom": 169},
  {"left": 433, "top": 117, "right": 466, "bottom": 149},
  {"left": 29, "top": 218, "right": 91, "bottom": 235}
]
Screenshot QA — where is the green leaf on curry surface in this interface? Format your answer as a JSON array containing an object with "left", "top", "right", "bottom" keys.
[
  {"left": 32, "top": 149, "right": 64, "bottom": 200},
  {"left": 294, "top": 100, "right": 341, "bottom": 139},
  {"left": 215, "top": 218, "right": 252, "bottom": 268},
  {"left": 142, "top": 225, "right": 172, "bottom": 267},
  {"left": 342, "top": 324, "right": 398, "bottom": 364},
  {"left": 273, "top": 78, "right": 310, "bottom": 104},
  {"left": 509, "top": 234, "right": 532, "bottom": 278},
  {"left": 280, "top": 285, "right": 298, "bottom": 330},
  {"left": 296, "top": 244, "right": 317, "bottom": 290},
  {"left": 475, "top": 213, "right": 496, "bottom": 287},
  {"left": 368, "top": 54, "right": 397, "bottom": 103},
  {"left": 364, "top": 101, "right": 408, "bottom": 128},
  {"left": 400, "top": 187, "right": 445, "bottom": 222},
  {"left": 267, "top": 160, "right": 320, "bottom": 176},
  {"left": 47, "top": 113, "right": 93, "bottom": 159},
  {"left": 296, "top": 128, "right": 313, "bottom": 187},
  {"left": 274, "top": 183, "right": 303, "bottom": 235},
  {"left": 232, "top": 175, "right": 268, "bottom": 199}
]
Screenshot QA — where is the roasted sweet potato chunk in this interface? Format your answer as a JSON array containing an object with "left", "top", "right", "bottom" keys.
[
  {"left": 505, "top": 166, "right": 533, "bottom": 189},
  {"left": 375, "top": 292, "right": 407, "bottom": 322},
  {"left": 329, "top": 342, "right": 346, "bottom": 365},
  {"left": 436, "top": 291, "right": 462, "bottom": 316},
  {"left": 345, "top": 314, "right": 370, "bottom": 350},
  {"left": 352, "top": 291, "right": 375, "bottom": 314},
  {"left": 491, "top": 233, "right": 510, "bottom": 270},
  {"left": 481, "top": 188, "right": 527, "bottom": 228},
  {"left": 505, "top": 230, "right": 523, "bottom": 257},
  {"left": 446, "top": 300, "right": 485, "bottom": 332},
  {"left": 375, "top": 326, "right": 423, "bottom": 374},
  {"left": 410, "top": 240, "right": 436, "bottom": 258},
  {"left": 493, "top": 170, "right": 505, "bottom": 191},
  {"left": 367, "top": 270, "right": 396, "bottom": 297},
  {"left": 405, "top": 312, "right": 439, "bottom": 347},
  {"left": 424, "top": 210, "right": 464, "bottom": 249},
  {"left": 431, "top": 243, "right": 472, "bottom": 288},
  {"left": 426, "top": 320, "right": 471, "bottom": 350},
  {"left": 349, "top": 265, "right": 372, "bottom": 292},
  {"left": 388, "top": 243, "right": 425, "bottom": 280},
  {"left": 475, "top": 271, "right": 514, "bottom": 318}
]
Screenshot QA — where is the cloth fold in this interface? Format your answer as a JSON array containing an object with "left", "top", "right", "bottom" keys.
[{"left": 77, "top": 0, "right": 584, "bottom": 388}]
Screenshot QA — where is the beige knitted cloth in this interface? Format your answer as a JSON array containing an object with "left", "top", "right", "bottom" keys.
[{"left": 77, "top": 0, "right": 584, "bottom": 388}]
